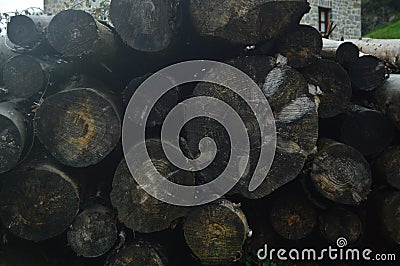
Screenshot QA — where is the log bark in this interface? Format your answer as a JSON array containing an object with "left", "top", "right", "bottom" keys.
[
  {"left": 188, "top": 57, "right": 318, "bottom": 199},
  {"left": 270, "top": 193, "right": 317, "bottom": 240},
  {"left": 189, "top": 0, "right": 310, "bottom": 45},
  {"left": 301, "top": 59, "right": 352, "bottom": 118},
  {"left": 110, "top": 139, "right": 194, "bottom": 233},
  {"left": 47, "top": 10, "right": 118, "bottom": 57},
  {"left": 323, "top": 38, "right": 400, "bottom": 70},
  {"left": 373, "top": 74, "right": 400, "bottom": 131},
  {"left": 67, "top": 204, "right": 118, "bottom": 258},
  {"left": 0, "top": 162, "right": 80, "bottom": 242},
  {"left": 183, "top": 199, "right": 249, "bottom": 265},
  {"left": 0, "top": 100, "right": 33, "bottom": 174},
  {"left": 321, "top": 39, "right": 360, "bottom": 67},
  {"left": 105, "top": 241, "right": 168, "bottom": 266},
  {"left": 348, "top": 38, "right": 400, "bottom": 70},
  {"left": 310, "top": 139, "right": 372, "bottom": 205},
  {"left": 374, "top": 146, "right": 400, "bottom": 190},
  {"left": 34, "top": 82, "right": 121, "bottom": 167},
  {"left": 109, "top": 0, "right": 181, "bottom": 52},
  {"left": 337, "top": 105, "right": 394, "bottom": 157},
  {"left": 7, "top": 15, "right": 53, "bottom": 51},
  {"left": 347, "top": 55, "right": 386, "bottom": 91},
  {"left": 277, "top": 24, "right": 322, "bottom": 68},
  {"left": 318, "top": 207, "right": 363, "bottom": 245}
]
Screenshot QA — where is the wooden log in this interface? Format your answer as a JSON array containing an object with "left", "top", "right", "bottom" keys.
[
  {"left": 105, "top": 241, "right": 168, "bottom": 266},
  {"left": 0, "top": 100, "right": 33, "bottom": 174},
  {"left": 189, "top": 0, "right": 310, "bottom": 45},
  {"left": 318, "top": 207, "right": 363, "bottom": 245},
  {"left": 122, "top": 74, "right": 179, "bottom": 128},
  {"left": 310, "top": 139, "right": 372, "bottom": 205},
  {"left": 110, "top": 139, "right": 194, "bottom": 233},
  {"left": 109, "top": 0, "right": 181, "bottom": 52},
  {"left": 323, "top": 38, "right": 400, "bottom": 70},
  {"left": 47, "top": 10, "right": 118, "bottom": 57},
  {"left": 34, "top": 82, "right": 121, "bottom": 167},
  {"left": 0, "top": 162, "right": 80, "bottom": 242},
  {"left": 377, "top": 191, "right": 400, "bottom": 244},
  {"left": 0, "top": 36, "right": 17, "bottom": 86},
  {"left": 348, "top": 38, "right": 400, "bottom": 70},
  {"left": 67, "top": 204, "right": 117, "bottom": 258},
  {"left": 188, "top": 57, "right": 318, "bottom": 199},
  {"left": 347, "top": 55, "right": 386, "bottom": 91},
  {"left": 183, "top": 199, "right": 249, "bottom": 265},
  {"left": 2, "top": 55, "right": 47, "bottom": 99},
  {"left": 270, "top": 193, "right": 317, "bottom": 240},
  {"left": 337, "top": 105, "right": 394, "bottom": 157},
  {"left": 322, "top": 39, "right": 360, "bottom": 67},
  {"left": 277, "top": 24, "right": 322, "bottom": 68},
  {"left": 301, "top": 59, "right": 352, "bottom": 118},
  {"left": 374, "top": 146, "right": 400, "bottom": 190},
  {"left": 7, "top": 15, "right": 53, "bottom": 50},
  {"left": 373, "top": 74, "right": 400, "bottom": 131}
]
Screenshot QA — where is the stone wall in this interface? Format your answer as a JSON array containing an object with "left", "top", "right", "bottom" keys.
[{"left": 301, "top": 0, "right": 362, "bottom": 40}]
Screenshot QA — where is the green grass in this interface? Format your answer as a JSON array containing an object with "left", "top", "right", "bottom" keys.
[{"left": 365, "top": 19, "right": 400, "bottom": 38}]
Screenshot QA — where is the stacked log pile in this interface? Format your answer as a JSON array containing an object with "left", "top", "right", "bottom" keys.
[{"left": 0, "top": 0, "right": 400, "bottom": 265}]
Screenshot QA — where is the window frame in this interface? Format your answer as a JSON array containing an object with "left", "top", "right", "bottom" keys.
[{"left": 318, "top": 7, "right": 331, "bottom": 34}]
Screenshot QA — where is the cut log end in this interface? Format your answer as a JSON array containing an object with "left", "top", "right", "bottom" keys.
[
  {"left": 301, "top": 59, "right": 352, "bottom": 118},
  {"left": 319, "top": 207, "right": 363, "bottom": 245},
  {"left": 380, "top": 191, "right": 400, "bottom": 244},
  {"left": 7, "top": 15, "right": 41, "bottom": 47},
  {"left": 311, "top": 139, "right": 372, "bottom": 205},
  {"left": 3, "top": 55, "right": 45, "bottom": 98},
  {"left": 111, "top": 139, "right": 193, "bottom": 233},
  {"left": 347, "top": 55, "right": 386, "bottom": 91},
  {"left": 375, "top": 146, "right": 400, "bottom": 190},
  {"left": 47, "top": 10, "right": 101, "bottom": 57},
  {"left": 338, "top": 106, "right": 394, "bottom": 156},
  {"left": 105, "top": 241, "right": 168, "bottom": 266},
  {"left": 35, "top": 87, "right": 121, "bottom": 167},
  {"left": 270, "top": 194, "right": 317, "bottom": 240},
  {"left": 0, "top": 163, "right": 80, "bottom": 242},
  {"left": 110, "top": 0, "right": 180, "bottom": 52},
  {"left": 67, "top": 204, "right": 117, "bottom": 258},
  {"left": 183, "top": 199, "right": 249, "bottom": 265},
  {"left": 0, "top": 118, "right": 23, "bottom": 173},
  {"left": 336, "top": 42, "right": 359, "bottom": 66},
  {"left": 278, "top": 24, "right": 322, "bottom": 68}
]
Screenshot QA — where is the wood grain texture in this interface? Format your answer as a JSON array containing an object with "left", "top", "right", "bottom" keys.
[
  {"left": 270, "top": 193, "right": 317, "bottom": 240},
  {"left": 183, "top": 199, "right": 249, "bottom": 264},
  {"left": 0, "top": 163, "right": 80, "bottom": 242},
  {"left": 311, "top": 139, "right": 372, "bottom": 205},
  {"left": 105, "top": 241, "right": 168, "bottom": 266},
  {"left": 347, "top": 55, "right": 386, "bottom": 91},
  {"left": 47, "top": 10, "right": 117, "bottom": 57},
  {"left": 67, "top": 204, "right": 117, "bottom": 258},
  {"left": 189, "top": 0, "right": 310, "bottom": 44},
  {"left": 110, "top": 0, "right": 181, "bottom": 52},
  {"left": 374, "top": 146, "right": 400, "bottom": 190},
  {"left": 277, "top": 24, "right": 322, "bottom": 68},
  {"left": 301, "top": 59, "right": 352, "bottom": 118},
  {"left": 34, "top": 86, "right": 121, "bottom": 167},
  {"left": 110, "top": 139, "right": 194, "bottom": 233}
]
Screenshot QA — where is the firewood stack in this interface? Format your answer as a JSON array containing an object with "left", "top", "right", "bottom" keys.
[{"left": 0, "top": 1, "right": 399, "bottom": 265}]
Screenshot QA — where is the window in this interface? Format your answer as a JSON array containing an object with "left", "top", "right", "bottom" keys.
[{"left": 318, "top": 7, "right": 331, "bottom": 34}]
